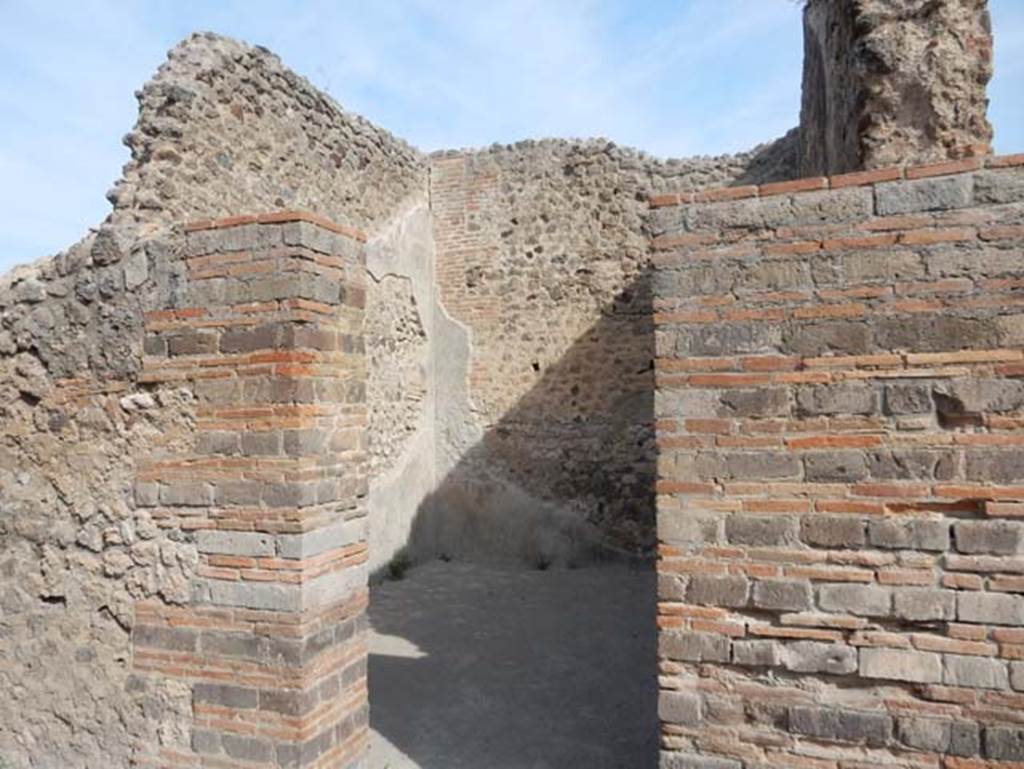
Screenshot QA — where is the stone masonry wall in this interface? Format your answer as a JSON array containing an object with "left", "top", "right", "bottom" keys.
[
  {"left": 2, "top": 30, "right": 420, "bottom": 766},
  {"left": 1, "top": 211, "right": 372, "bottom": 769},
  {"left": 652, "top": 154, "right": 1024, "bottom": 767},
  {"left": 111, "top": 33, "right": 425, "bottom": 235},
  {"left": 800, "top": 0, "right": 994, "bottom": 177},
  {"left": 421, "top": 140, "right": 797, "bottom": 564},
  {"left": 0, "top": 225, "right": 201, "bottom": 768}
]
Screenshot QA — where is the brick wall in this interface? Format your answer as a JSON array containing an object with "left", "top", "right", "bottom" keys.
[
  {"left": 652, "top": 155, "right": 1024, "bottom": 766},
  {"left": 133, "top": 213, "right": 369, "bottom": 768},
  {"left": 424, "top": 142, "right": 785, "bottom": 563}
]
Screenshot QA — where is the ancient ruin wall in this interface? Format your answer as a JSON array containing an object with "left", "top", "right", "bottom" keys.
[
  {"left": 0, "top": 225, "right": 199, "bottom": 767},
  {"left": 422, "top": 140, "right": 797, "bottom": 564},
  {"left": 652, "top": 155, "right": 1024, "bottom": 767},
  {"left": 111, "top": 32, "right": 425, "bottom": 234},
  {"left": 0, "top": 31, "right": 424, "bottom": 768},
  {"left": 800, "top": 0, "right": 994, "bottom": 176}
]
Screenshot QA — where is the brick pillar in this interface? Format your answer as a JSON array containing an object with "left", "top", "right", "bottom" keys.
[{"left": 131, "top": 212, "right": 369, "bottom": 768}]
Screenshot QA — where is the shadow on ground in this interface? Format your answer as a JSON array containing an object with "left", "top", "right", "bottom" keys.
[
  {"left": 365, "top": 248, "right": 677, "bottom": 767},
  {"left": 367, "top": 560, "right": 658, "bottom": 769}
]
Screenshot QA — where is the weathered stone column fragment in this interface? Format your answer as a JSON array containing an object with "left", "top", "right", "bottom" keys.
[{"left": 801, "top": 0, "right": 994, "bottom": 175}]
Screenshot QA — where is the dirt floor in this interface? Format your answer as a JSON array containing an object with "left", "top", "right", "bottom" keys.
[{"left": 367, "top": 560, "right": 658, "bottom": 769}]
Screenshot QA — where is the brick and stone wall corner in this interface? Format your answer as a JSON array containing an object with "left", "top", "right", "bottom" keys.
[
  {"left": 132, "top": 212, "right": 370, "bottom": 769},
  {"left": 651, "top": 154, "right": 1024, "bottom": 767}
]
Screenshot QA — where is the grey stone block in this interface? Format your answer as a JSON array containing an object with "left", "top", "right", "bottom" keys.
[
  {"left": 259, "top": 687, "right": 318, "bottom": 717},
  {"left": 687, "top": 574, "right": 749, "bottom": 608},
  {"left": 752, "top": 579, "right": 813, "bottom": 612},
  {"left": 796, "top": 382, "right": 876, "bottom": 416},
  {"left": 801, "top": 515, "right": 866, "bottom": 548},
  {"left": 198, "top": 578, "right": 299, "bottom": 612},
  {"left": 986, "top": 726, "right": 1024, "bottom": 761},
  {"left": 283, "top": 428, "right": 327, "bottom": 456},
  {"left": 133, "top": 625, "right": 198, "bottom": 653},
  {"left": 659, "top": 512, "right": 721, "bottom": 547},
  {"left": 876, "top": 175, "right": 974, "bottom": 215},
  {"left": 958, "top": 592, "right": 1024, "bottom": 624},
  {"left": 672, "top": 320, "right": 765, "bottom": 357},
  {"left": 784, "top": 641, "right": 857, "bottom": 675},
  {"left": 884, "top": 383, "right": 933, "bottom": 415},
  {"left": 723, "top": 451, "right": 802, "bottom": 480},
  {"left": 936, "top": 378, "right": 1024, "bottom": 415},
  {"left": 168, "top": 331, "right": 218, "bottom": 356},
  {"left": 897, "top": 717, "right": 979, "bottom": 757},
  {"left": 819, "top": 584, "right": 891, "bottom": 617},
  {"left": 788, "top": 705, "right": 892, "bottom": 746},
  {"left": 893, "top": 588, "right": 956, "bottom": 621},
  {"left": 200, "top": 630, "right": 267, "bottom": 660},
  {"left": 240, "top": 430, "right": 282, "bottom": 457},
  {"left": 195, "top": 530, "right": 275, "bottom": 557},
  {"left": 658, "top": 691, "right": 703, "bottom": 726},
  {"left": 196, "top": 430, "right": 240, "bottom": 456},
  {"left": 732, "top": 640, "right": 782, "bottom": 667},
  {"left": 160, "top": 481, "right": 214, "bottom": 507},
  {"left": 789, "top": 187, "right": 874, "bottom": 225},
  {"left": 659, "top": 632, "right": 731, "bottom": 663},
  {"left": 222, "top": 733, "right": 273, "bottom": 763},
  {"left": 966, "top": 448, "right": 1024, "bottom": 484},
  {"left": 214, "top": 480, "right": 263, "bottom": 506},
  {"left": 874, "top": 315, "right": 1000, "bottom": 354},
  {"left": 803, "top": 451, "right": 869, "bottom": 482},
  {"left": 219, "top": 323, "right": 280, "bottom": 354},
  {"left": 943, "top": 654, "right": 1009, "bottom": 689},
  {"left": 860, "top": 648, "right": 942, "bottom": 684},
  {"left": 784, "top": 320, "right": 872, "bottom": 357},
  {"left": 868, "top": 518, "right": 950, "bottom": 551},
  {"left": 718, "top": 387, "right": 790, "bottom": 418},
  {"left": 193, "top": 683, "right": 258, "bottom": 710},
  {"left": 867, "top": 449, "right": 956, "bottom": 481},
  {"left": 277, "top": 519, "right": 365, "bottom": 559},
  {"left": 725, "top": 515, "right": 797, "bottom": 547},
  {"left": 955, "top": 520, "right": 1024, "bottom": 555},
  {"left": 974, "top": 170, "right": 1024, "bottom": 205}
]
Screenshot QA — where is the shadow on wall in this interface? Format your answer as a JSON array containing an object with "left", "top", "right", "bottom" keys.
[{"left": 395, "top": 270, "right": 657, "bottom": 573}]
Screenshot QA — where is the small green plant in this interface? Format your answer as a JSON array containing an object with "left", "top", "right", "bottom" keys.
[{"left": 387, "top": 548, "right": 412, "bottom": 580}]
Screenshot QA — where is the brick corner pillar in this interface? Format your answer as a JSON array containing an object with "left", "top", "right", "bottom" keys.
[
  {"left": 800, "top": 0, "right": 994, "bottom": 176},
  {"left": 132, "top": 212, "right": 370, "bottom": 769}
]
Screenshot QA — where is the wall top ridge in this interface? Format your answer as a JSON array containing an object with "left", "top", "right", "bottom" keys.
[
  {"left": 649, "top": 152, "right": 1024, "bottom": 211},
  {"left": 183, "top": 209, "right": 368, "bottom": 242}
]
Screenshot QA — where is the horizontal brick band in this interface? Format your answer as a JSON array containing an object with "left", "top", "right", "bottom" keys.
[
  {"left": 649, "top": 152, "right": 1024, "bottom": 209},
  {"left": 184, "top": 210, "right": 367, "bottom": 242}
]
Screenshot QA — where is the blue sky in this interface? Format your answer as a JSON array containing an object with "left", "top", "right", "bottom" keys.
[{"left": 1, "top": 0, "right": 1022, "bottom": 272}]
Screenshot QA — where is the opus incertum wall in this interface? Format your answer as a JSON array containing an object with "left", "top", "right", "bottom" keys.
[
  {"left": 652, "top": 155, "right": 1024, "bottom": 768},
  {"left": 132, "top": 213, "right": 370, "bottom": 768}
]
